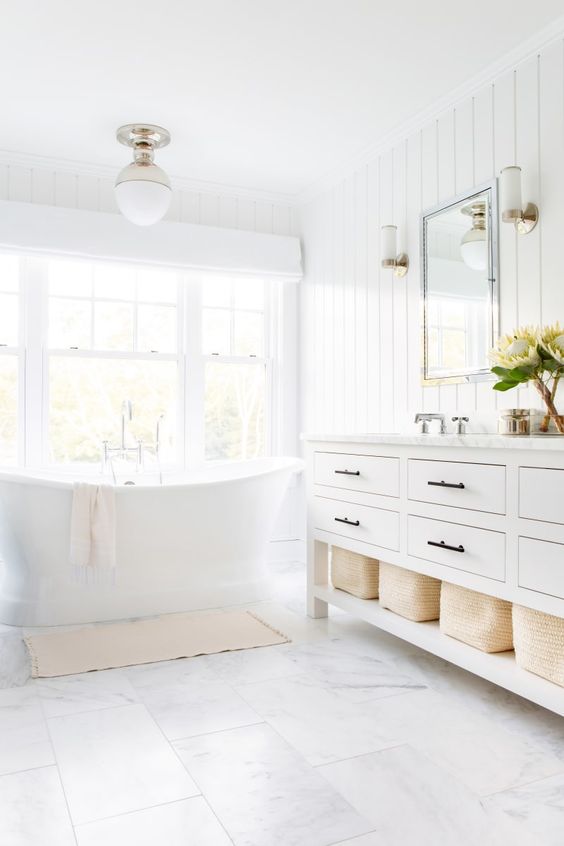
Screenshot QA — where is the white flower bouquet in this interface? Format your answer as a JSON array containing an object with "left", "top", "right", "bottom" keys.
[{"left": 489, "top": 324, "right": 564, "bottom": 433}]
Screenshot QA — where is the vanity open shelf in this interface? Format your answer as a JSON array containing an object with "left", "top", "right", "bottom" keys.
[{"left": 304, "top": 434, "right": 564, "bottom": 718}]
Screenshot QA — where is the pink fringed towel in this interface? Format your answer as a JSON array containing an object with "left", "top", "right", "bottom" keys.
[{"left": 69, "top": 483, "right": 116, "bottom": 582}]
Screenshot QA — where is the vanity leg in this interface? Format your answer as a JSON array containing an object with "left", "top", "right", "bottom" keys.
[{"left": 307, "top": 538, "right": 329, "bottom": 618}]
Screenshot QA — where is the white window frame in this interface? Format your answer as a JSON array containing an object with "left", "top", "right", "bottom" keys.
[{"left": 0, "top": 251, "right": 290, "bottom": 472}]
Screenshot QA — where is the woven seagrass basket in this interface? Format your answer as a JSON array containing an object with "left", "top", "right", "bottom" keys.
[
  {"left": 513, "top": 605, "right": 564, "bottom": 687},
  {"left": 331, "top": 546, "right": 379, "bottom": 599},
  {"left": 440, "top": 582, "right": 513, "bottom": 653},
  {"left": 379, "top": 561, "right": 441, "bottom": 622}
]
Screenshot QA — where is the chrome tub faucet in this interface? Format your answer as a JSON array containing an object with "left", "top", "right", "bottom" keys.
[{"left": 101, "top": 399, "right": 144, "bottom": 473}]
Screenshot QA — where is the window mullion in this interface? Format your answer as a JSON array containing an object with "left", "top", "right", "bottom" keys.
[
  {"left": 22, "top": 256, "right": 48, "bottom": 467},
  {"left": 184, "top": 273, "right": 205, "bottom": 469}
]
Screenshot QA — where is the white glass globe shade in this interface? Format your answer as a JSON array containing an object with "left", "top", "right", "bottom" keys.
[
  {"left": 115, "top": 162, "right": 171, "bottom": 226},
  {"left": 460, "top": 229, "right": 488, "bottom": 271}
]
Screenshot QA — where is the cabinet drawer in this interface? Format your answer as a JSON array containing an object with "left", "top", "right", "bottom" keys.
[
  {"left": 520, "top": 468, "right": 564, "bottom": 524},
  {"left": 407, "top": 515, "right": 505, "bottom": 581},
  {"left": 408, "top": 459, "right": 505, "bottom": 514},
  {"left": 314, "top": 452, "right": 400, "bottom": 497},
  {"left": 519, "top": 536, "right": 564, "bottom": 599},
  {"left": 313, "top": 495, "right": 400, "bottom": 551}
]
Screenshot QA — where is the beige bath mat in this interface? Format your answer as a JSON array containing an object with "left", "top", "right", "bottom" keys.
[{"left": 25, "top": 610, "right": 290, "bottom": 678}]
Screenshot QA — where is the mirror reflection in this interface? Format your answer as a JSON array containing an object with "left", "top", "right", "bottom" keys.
[{"left": 421, "top": 184, "right": 497, "bottom": 383}]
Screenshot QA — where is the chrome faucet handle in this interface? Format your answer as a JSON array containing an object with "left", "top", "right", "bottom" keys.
[{"left": 452, "top": 416, "right": 470, "bottom": 435}]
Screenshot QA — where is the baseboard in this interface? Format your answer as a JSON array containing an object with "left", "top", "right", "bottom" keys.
[{"left": 267, "top": 538, "right": 306, "bottom": 563}]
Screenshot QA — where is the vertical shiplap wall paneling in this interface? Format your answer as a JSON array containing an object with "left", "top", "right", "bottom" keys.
[
  {"left": 299, "top": 34, "right": 564, "bottom": 434},
  {"left": 321, "top": 190, "right": 335, "bottom": 431},
  {"left": 379, "top": 150, "right": 395, "bottom": 430},
  {"left": 454, "top": 97, "right": 478, "bottom": 414},
  {"left": 473, "top": 85, "right": 498, "bottom": 412},
  {"left": 437, "top": 111, "right": 458, "bottom": 414},
  {"left": 539, "top": 40, "right": 564, "bottom": 321},
  {"left": 366, "top": 158, "right": 381, "bottom": 431},
  {"left": 516, "top": 56, "right": 543, "bottom": 412},
  {"left": 8, "top": 166, "right": 32, "bottom": 203},
  {"left": 344, "top": 174, "right": 356, "bottom": 432},
  {"left": 392, "top": 141, "right": 408, "bottom": 430},
  {"left": 333, "top": 182, "right": 346, "bottom": 432},
  {"left": 420, "top": 123, "right": 439, "bottom": 413},
  {"left": 354, "top": 168, "right": 368, "bottom": 432},
  {"left": 406, "top": 131, "right": 423, "bottom": 420}
]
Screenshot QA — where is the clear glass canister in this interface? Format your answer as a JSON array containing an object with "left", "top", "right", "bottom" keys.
[{"left": 498, "top": 408, "right": 530, "bottom": 436}]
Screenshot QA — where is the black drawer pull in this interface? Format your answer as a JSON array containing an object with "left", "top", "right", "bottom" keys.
[
  {"left": 427, "top": 480, "right": 465, "bottom": 489},
  {"left": 428, "top": 540, "right": 465, "bottom": 553},
  {"left": 334, "top": 469, "right": 360, "bottom": 476},
  {"left": 335, "top": 517, "right": 360, "bottom": 527}
]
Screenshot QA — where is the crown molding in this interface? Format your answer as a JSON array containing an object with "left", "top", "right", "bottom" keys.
[
  {"left": 0, "top": 149, "right": 296, "bottom": 208},
  {"left": 297, "top": 13, "right": 564, "bottom": 205}
]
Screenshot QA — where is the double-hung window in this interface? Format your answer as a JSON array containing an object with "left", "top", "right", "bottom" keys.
[
  {"left": 46, "top": 258, "right": 180, "bottom": 466},
  {"left": 202, "top": 276, "right": 268, "bottom": 462},
  {"left": 0, "top": 251, "right": 285, "bottom": 471}
]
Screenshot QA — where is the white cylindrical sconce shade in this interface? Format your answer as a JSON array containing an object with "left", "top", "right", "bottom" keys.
[
  {"left": 500, "top": 166, "right": 522, "bottom": 222},
  {"left": 380, "top": 225, "right": 397, "bottom": 266}
]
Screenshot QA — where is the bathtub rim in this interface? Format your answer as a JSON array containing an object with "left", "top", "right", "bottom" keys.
[{"left": 0, "top": 456, "right": 304, "bottom": 492}]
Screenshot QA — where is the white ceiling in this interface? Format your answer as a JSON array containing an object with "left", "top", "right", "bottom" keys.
[{"left": 1, "top": 1, "right": 563, "bottom": 197}]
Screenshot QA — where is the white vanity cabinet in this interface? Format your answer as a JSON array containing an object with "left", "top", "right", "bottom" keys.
[{"left": 305, "top": 435, "right": 564, "bottom": 717}]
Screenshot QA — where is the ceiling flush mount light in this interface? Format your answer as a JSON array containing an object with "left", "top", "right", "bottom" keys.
[
  {"left": 380, "top": 225, "right": 409, "bottom": 277},
  {"left": 499, "top": 166, "right": 539, "bottom": 235},
  {"left": 115, "top": 124, "right": 172, "bottom": 226},
  {"left": 460, "top": 200, "right": 488, "bottom": 271}
]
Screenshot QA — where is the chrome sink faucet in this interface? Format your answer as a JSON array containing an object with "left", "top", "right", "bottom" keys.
[
  {"left": 414, "top": 413, "right": 447, "bottom": 434},
  {"left": 101, "top": 399, "right": 144, "bottom": 473}
]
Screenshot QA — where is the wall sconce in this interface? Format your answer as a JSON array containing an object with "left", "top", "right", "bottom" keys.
[
  {"left": 499, "top": 166, "right": 539, "bottom": 235},
  {"left": 380, "top": 225, "right": 409, "bottom": 277}
]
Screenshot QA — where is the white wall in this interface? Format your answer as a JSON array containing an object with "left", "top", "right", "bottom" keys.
[{"left": 298, "top": 37, "right": 564, "bottom": 435}]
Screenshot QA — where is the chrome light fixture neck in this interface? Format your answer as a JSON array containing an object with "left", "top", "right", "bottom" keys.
[{"left": 115, "top": 124, "right": 172, "bottom": 226}]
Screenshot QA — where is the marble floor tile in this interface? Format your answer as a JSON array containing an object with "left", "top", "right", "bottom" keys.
[
  {"left": 135, "top": 677, "right": 262, "bottom": 740},
  {"left": 124, "top": 653, "right": 218, "bottom": 689},
  {"left": 48, "top": 703, "right": 199, "bottom": 824},
  {"left": 235, "top": 674, "right": 406, "bottom": 765},
  {"left": 484, "top": 771, "right": 564, "bottom": 846},
  {"left": 205, "top": 643, "right": 301, "bottom": 685},
  {"left": 0, "top": 685, "right": 54, "bottom": 775},
  {"left": 0, "top": 766, "right": 75, "bottom": 846},
  {"left": 320, "top": 744, "right": 539, "bottom": 846},
  {"left": 391, "top": 650, "right": 564, "bottom": 764},
  {"left": 36, "top": 668, "right": 139, "bottom": 718},
  {"left": 0, "top": 631, "right": 29, "bottom": 688},
  {"left": 276, "top": 639, "right": 425, "bottom": 703},
  {"left": 351, "top": 688, "right": 564, "bottom": 796},
  {"left": 75, "top": 796, "right": 232, "bottom": 846},
  {"left": 175, "top": 723, "right": 373, "bottom": 846}
]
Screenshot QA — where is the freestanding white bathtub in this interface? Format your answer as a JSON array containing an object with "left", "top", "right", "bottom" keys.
[{"left": 0, "top": 457, "right": 303, "bottom": 627}]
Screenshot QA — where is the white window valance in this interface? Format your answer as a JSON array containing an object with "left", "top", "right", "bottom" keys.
[{"left": 0, "top": 200, "right": 302, "bottom": 281}]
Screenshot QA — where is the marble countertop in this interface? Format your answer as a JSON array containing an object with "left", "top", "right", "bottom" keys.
[{"left": 301, "top": 432, "right": 564, "bottom": 450}]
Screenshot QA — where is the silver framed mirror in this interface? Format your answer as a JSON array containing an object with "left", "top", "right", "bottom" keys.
[{"left": 420, "top": 180, "right": 498, "bottom": 385}]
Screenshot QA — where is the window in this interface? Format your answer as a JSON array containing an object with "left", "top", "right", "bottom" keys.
[
  {"left": 202, "top": 277, "right": 267, "bottom": 461},
  {"left": 47, "top": 259, "right": 180, "bottom": 465},
  {"left": 427, "top": 297, "right": 467, "bottom": 374},
  {"left": 0, "top": 252, "right": 287, "bottom": 472},
  {"left": 0, "top": 255, "right": 20, "bottom": 464}
]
